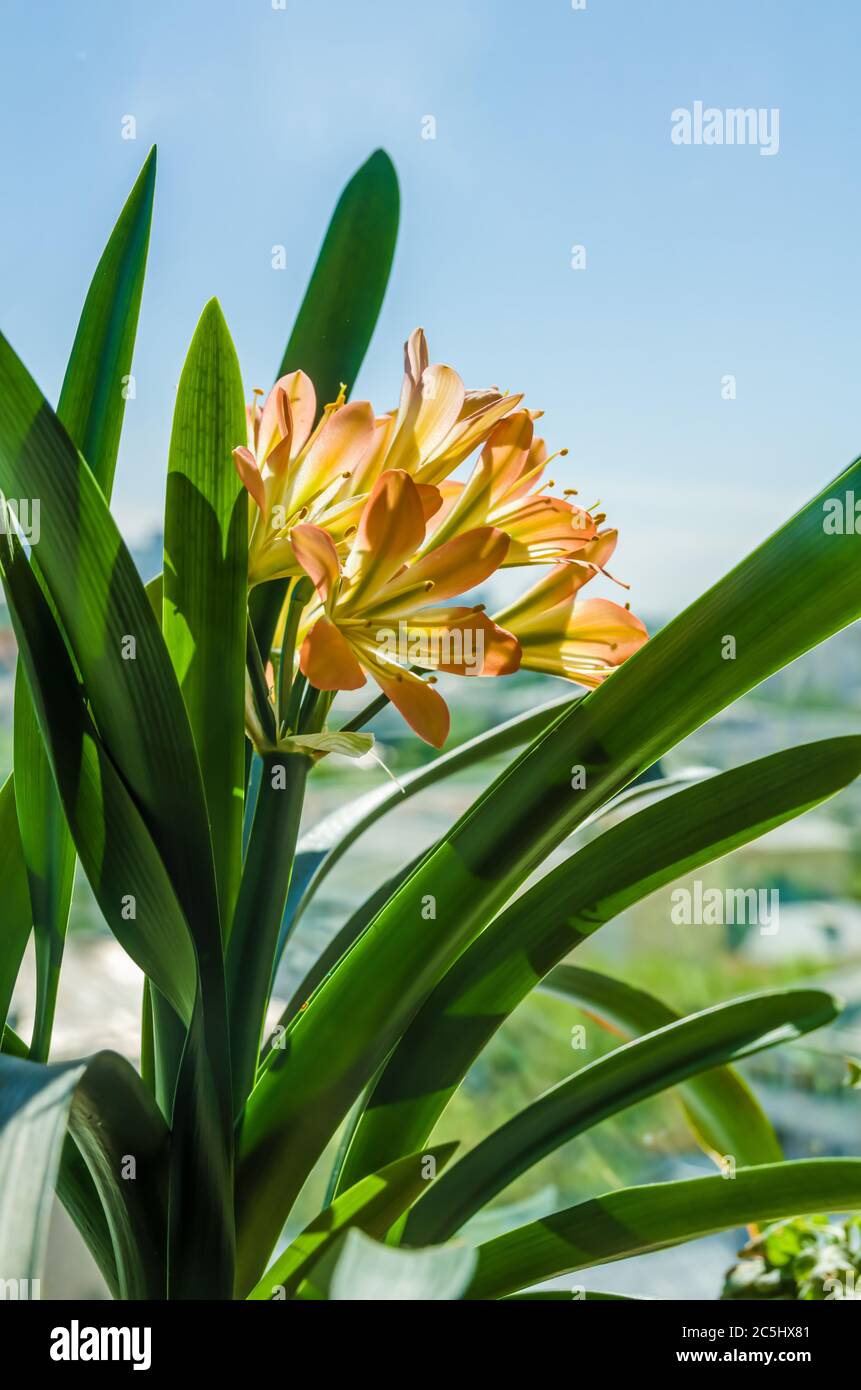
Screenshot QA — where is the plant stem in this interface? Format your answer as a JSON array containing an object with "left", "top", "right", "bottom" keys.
[
  {"left": 226, "top": 750, "right": 309, "bottom": 1116},
  {"left": 246, "top": 623, "right": 277, "bottom": 746},
  {"left": 28, "top": 932, "right": 63, "bottom": 1063},
  {"left": 277, "top": 577, "right": 313, "bottom": 734},
  {"left": 339, "top": 690, "right": 390, "bottom": 733},
  {"left": 338, "top": 665, "right": 427, "bottom": 733}
]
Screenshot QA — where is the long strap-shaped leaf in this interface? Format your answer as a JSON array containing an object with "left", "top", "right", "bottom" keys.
[
  {"left": 281, "top": 696, "right": 576, "bottom": 953},
  {"left": 464, "top": 1159, "right": 861, "bottom": 1300},
  {"left": 0, "top": 529, "right": 232, "bottom": 1297},
  {"left": 247, "top": 1143, "right": 458, "bottom": 1300},
  {"left": 276, "top": 150, "right": 399, "bottom": 409},
  {"left": 237, "top": 433, "right": 861, "bottom": 1286},
  {"left": 540, "top": 966, "right": 781, "bottom": 1164},
  {"left": 300, "top": 1227, "right": 477, "bottom": 1302},
  {"left": 280, "top": 767, "right": 700, "bottom": 1037},
  {"left": 0, "top": 531, "right": 198, "bottom": 1019},
  {"left": 163, "top": 299, "right": 247, "bottom": 935},
  {"left": 336, "top": 736, "right": 861, "bottom": 1190},
  {"left": 0, "top": 332, "right": 222, "bottom": 985},
  {"left": 0, "top": 777, "right": 31, "bottom": 1033},
  {"left": 0, "top": 1049, "right": 168, "bottom": 1300},
  {"left": 403, "top": 988, "right": 838, "bottom": 1245},
  {"left": 250, "top": 149, "right": 400, "bottom": 665},
  {"left": 11, "top": 150, "right": 157, "bottom": 1060}
]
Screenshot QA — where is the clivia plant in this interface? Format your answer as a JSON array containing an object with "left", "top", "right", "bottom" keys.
[{"left": 1, "top": 147, "right": 860, "bottom": 1301}]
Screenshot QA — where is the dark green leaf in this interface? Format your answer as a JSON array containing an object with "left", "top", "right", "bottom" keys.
[
  {"left": 340, "top": 737, "right": 860, "bottom": 1188},
  {"left": 0, "top": 1049, "right": 168, "bottom": 1299},
  {"left": 303, "top": 1227, "right": 475, "bottom": 1302},
  {"left": 541, "top": 966, "right": 781, "bottom": 1164},
  {"left": 0, "top": 777, "right": 32, "bottom": 1034},
  {"left": 465, "top": 1159, "right": 861, "bottom": 1299},
  {"left": 13, "top": 149, "right": 157, "bottom": 1059},
  {"left": 247, "top": 1143, "right": 457, "bottom": 1300},
  {"left": 405, "top": 988, "right": 836, "bottom": 1244}
]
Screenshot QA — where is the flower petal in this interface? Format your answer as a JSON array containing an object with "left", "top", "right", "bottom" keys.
[
  {"left": 291, "top": 522, "right": 341, "bottom": 602},
  {"left": 386, "top": 364, "right": 466, "bottom": 474},
  {"left": 416, "top": 390, "right": 524, "bottom": 485},
  {"left": 299, "top": 615, "right": 367, "bottom": 691},
  {"left": 493, "top": 562, "right": 594, "bottom": 634},
  {"left": 259, "top": 370, "right": 316, "bottom": 462},
  {"left": 342, "top": 469, "right": 429, "bottom": 607},
  {"left": 233, "top": 446, "right": 267, "bottom": 517},
  {"left": 363, "top": 656, "right": 450, "bottom": 748},
  {"left": 483, "top": 410, "right": 535, "bottom": 499},
  {"left": 506, "top": 591, "right": 647, "bottom": 686},
  {"left": 292, "top": 399, "right": 375, "bottom": 506},
  {"left": 393, "top": 607, "right": 521, "bottom": 676},
  {"left": 375, "top": 526, "right": 509, "bottom": 612}
]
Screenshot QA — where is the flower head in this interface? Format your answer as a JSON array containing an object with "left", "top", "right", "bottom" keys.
[
  {"left": 423, "top": 409, "right": 612, "bottom": 567},
  {"left": 493, "top": 563, "right": 647, "bottom": 687},
  {"left": 236, "top": 329, "right": 648, "bottom": 748},
  {"left": 234, "top": 374, "right": 376, "bottom": 585}
]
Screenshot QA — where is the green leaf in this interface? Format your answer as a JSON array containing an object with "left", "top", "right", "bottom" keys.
[
  {"left": 276, "top": 149, "right": 399, "bottom": 404},
  {"left": 12, "top": 689, "right": 76, "bottom": 1061},
  {"left": 247, "top": 1143, "right": 458, "bottom": 1299},
  {"left": 250, "top": 149, "right": 400, "bottom": 667},
  {"left": 303, "top": 1227, "right": 476, "bottom": 1302},
  {"left": 237, "top": 424, "right": 861, "bottom": 1291},
  {"left": 541, "top": 966, "right": 781, "bottom": 1165},
  {"left": 279, "top": 731, "right": 375, "bottom": 759},
  {"left": 0, "top": 334, "right": 231, "bottom": 1149},
  {"left": 227, "top": 753, "right": 309, "bottom": 1114},
  {"left": 0, "top": 332, "right": 224, "bottom": 1006},
  {"left": 0, "top": 777, "right": 32, "bottom": 1034},
  {"left": 277, "top": 763, "right": 681, "bottom": 1045},
  {"left": 0, "top": 528, "right": 233, "bottom": 1298},
  {"left": 56, "top": 146, "right": 156, "bottom": 497},
  {"left": 338, "top": 737, "right": 859, "bottom": 1190},
  {"left": 0, "top": 529, "right": 197, "bottom": 1023},
  {"left": 13, "top": 149, "right": 157, "bottom": 1060},
  {"left": 465, "top": 1159, "right": 861, "bottom": 1300},
  {"left": 404, "top": 988, "right": 836, "bottom": 1245},
  {"left": 163, "top": 299, "right": 248, "bottom": 932},
  {"left": 284, "top": 696, "right": 574, "bottom": 946},
  {"left": 0, "top": 1049, "right": 168, "bottom": 1299},
  {"left": 504, "top": 1290, "right": 642, "bottom": 1301}
]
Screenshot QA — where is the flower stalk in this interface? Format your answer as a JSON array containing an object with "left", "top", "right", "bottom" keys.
[{"left": 227, "top": 749, "right": 309, "bottom": 1117}]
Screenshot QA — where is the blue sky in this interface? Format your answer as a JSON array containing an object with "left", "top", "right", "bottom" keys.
[{"left": 1, "top": 0, "right": 859, "bottom": 612}]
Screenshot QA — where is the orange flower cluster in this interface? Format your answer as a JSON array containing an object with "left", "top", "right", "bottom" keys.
[{"left": 235, "top": 330, "right": 646, "bottom": 747}]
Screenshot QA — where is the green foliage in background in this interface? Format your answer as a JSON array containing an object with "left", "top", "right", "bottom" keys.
[{"left": 722, "top": 1215, "right": 861, "bottom": 1300}]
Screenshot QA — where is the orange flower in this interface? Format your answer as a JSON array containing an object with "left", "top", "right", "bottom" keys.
[
  {"left": 423, "top": 409, "right": 612, "bottom": 567},
  {"left": 292, "top": 470, "right": 520, "bottom": 747},
  {"left": 346, "top": 329, "right": 525, "bottom": 494},
  {"left": 493, "top": 563, "right": 648, "bottom": 687},
  {"left": 233, "top": 373, "right": 376, "bottom": 585},
  {"left": 233, "top": 330, "right": 527, "bottom": 587}
]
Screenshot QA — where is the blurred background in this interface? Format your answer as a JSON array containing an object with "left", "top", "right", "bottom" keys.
[{"left": 1, "top": 0, "right": 859, "bottom": 1297}]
